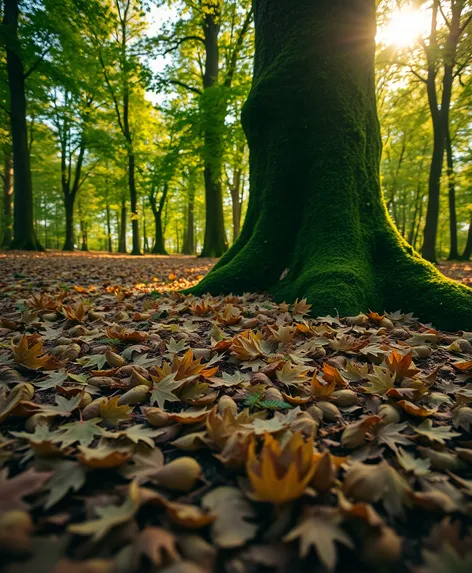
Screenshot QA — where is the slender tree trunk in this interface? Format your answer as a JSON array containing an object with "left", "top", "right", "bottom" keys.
[
  {"left": 446, "top": 130, "right": 458, "bottom": 260},
  {"left": 200, "top": 6, "right": 228, "bottom": 258},
  {"left": 3, "top": 0, "right": 42, "bottom": 250},
  {"left": 63, "top": 197, "right": 75, "bottom": 251},
  {"left": 182, "top": 171, "right": 196, "bottom": 255},
  {"left": 460, "top": 212, "right": 472, "bottom": 261},
  {"left": 1, "top": 147, "right": 13, "bottom": 247},
  {"left": 118, "top": 202, "right": 127, "bottom": 253},
  {"left": 192, "top": 0, "right": 472, "bottom": 331},
  {"left": 105, "top": 182, "right": 112, "bottom": 252},
  {"left": 150, "top": 183, "right": 169, "bottom": 255},
  {"left": 421, "top": 0, "right": 463, "bottom": 262},
  {"left": 128, "top": 149, "right": 141, "bottom": 255},
  {"left": 230, "top": 167, "right": 243, "bottom": 242}
]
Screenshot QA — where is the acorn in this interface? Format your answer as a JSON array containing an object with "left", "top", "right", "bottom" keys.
[{"left": 155, "top": 457, "right": 201, "bottom": 491}]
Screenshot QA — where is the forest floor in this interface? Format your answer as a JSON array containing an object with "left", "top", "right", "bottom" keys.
[{"left": 1, "top": 250, "right": 472, "bottom": 573}]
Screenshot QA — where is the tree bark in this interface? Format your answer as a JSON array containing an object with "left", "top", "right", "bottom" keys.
[
  {"left": 105, "top": 181, "right": 113, "bottom": 252},
  {"left": 1, "top": 147, "right": 13, "bottom": 247},
  {"left": 446, "top": 130, "right": 458, "bottom": 260},
  {"left": 199, "top": 4, "right": 228, "bottom": 258},
  {"left": 192, "top": 0, "right": 472, "bottom": 331},
  {"left": 118, "top": 202, "right": 127, "bottom": 253},
  {"left": 3, "top": 0, "right": 43, "bottom": 250},
  {"left": 150, "top": 183, "right": 168, "bottom": 255},
  {"left": 421, "top": 0, "right": 463, "bottom": 262},
  {"left": 182, "top": 170, "right": 196, "bottom": 255},
  {"left": 460, "top": 212, "right": 472, "bottom": 261}
]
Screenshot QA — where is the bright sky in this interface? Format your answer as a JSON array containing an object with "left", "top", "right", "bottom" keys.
[{"left": 377, "top": 5, "right": 431, "bottom": 48}]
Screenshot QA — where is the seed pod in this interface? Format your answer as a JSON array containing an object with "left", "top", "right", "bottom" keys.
[
  {"left": 79, "top": 392, "right": 92, "bottom": 409},
  {"left": 128, "top": 368, "right": 152, "bottom": 389},
  {"left": 392, "top": 328, "right": 409, "bottom": 340},
  {"left": 217, "top": 395, "right": 238, "bottom": 416},
  {"left": 250, "top": 372, "right": 272, "bottom": 386},
  {"left": 346, "top": 314, "right": 369, "bottom": 327},
  {"left": 331, "top": 389, "right": 358, "bottom": 407},
  {"left": 379, "top": 318, "right": 394, "bottom": 330},
  {"left": 115, "top": 311, "right": 129, "bottom": 322},
  {"left": 317, "top": 401, "right": 341, "bottom": 422},
  {"left": 264, "top": 387, "right": 284, "bottom": 402},
  {"left": 290, "top": 413, "right": 318, "bottom": 438},
  {"left": 61, "top": 343, "right": 81, "bottom": 361},
  {"left": 118, "top": 385, "right": 149, "bottom": 406},
  {"left": 25, "top": 413, "right": 51, "bottom": 431},
  {"left": 0, "top": 367, "right": 25, "bottom": 383},
  {"left": 106, "top": 349, "right": 126, "bottom": 368},
  {"left": 306, "top": 404, "right": 324, "bottom": 423},
  {"left": 56, "top": 337, "right": 73, "bottom": 345},
  {"left": 377, "top": 404, "right": 401, "bottom": 425},
  {"left": 145, "top": 407, "right": 171, "bottom": 427},
  {"left": 192, "top": 348, "right": 212, "bottom": 360},
  {"left": 50, "top": 345, "right": 68, "bottom": 356},
  {"left": 42, "top": 313, "right": 59, "bottom": 322},
  {"left": 0, "top": 509, "right": 33, "bottom": 555},
  {"left": 82, "top": 396, "right": 107, "bottom": 419},
  {"left": 155, "top": 457, "right": 201, "bottom": 491},
  {"left": 411, "top": 346, "right": 432, "bottom": 359},
  {"left": 88, "top": 310, "right": 104, "bottom": 321},
  {"left": 444, "top": 338, "right": 472, "bottom": 354},
  {"left": 87, "top": 376, "right": 115, "bottom": 388},
  {"left": 68, "top": 325, "right": 87, "bottom": 337}
]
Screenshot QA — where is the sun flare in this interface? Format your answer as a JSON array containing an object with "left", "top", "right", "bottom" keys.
[{"left": 377, "top": 7, "right": 430, "bottom": 47}]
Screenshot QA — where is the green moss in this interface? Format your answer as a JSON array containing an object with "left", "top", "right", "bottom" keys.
[{"left": 190, "top": 0, "right": 472, "bottom": 331}]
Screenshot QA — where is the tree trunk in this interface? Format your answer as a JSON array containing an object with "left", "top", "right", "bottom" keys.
[
  {"left": 63, "top": 197, "right": 75, "bottom": 251},
  {"left": 3, "top": 0, "right": 43, "bottom": 250},
  {"left": 105, "top": 183, "right": 112, "bottom": 252},
  {"left": 118, "top": 202, "right": 127, "bottom": 253},
  {"left": 192, "top": 0, "right": 472, "bottom": 331},
  {"left": 230, "top": 166, "right": 243, "bottom": 242},
  {"left": 150, "top": 183, "right": 168, "bottom": 255},
  {"left": 182, "top": 171, "right": 196, "bottom": 255},
  {"left": 1, "top": 147, "right": 13, "bottom": 247},
  {"left": 460, "top": 212, "right": 472, "bottom": 261},
  {"left": 446, "top": 130, "right": 458, "bottom": 260},
  {"left": 421, "top": 0, "right": 463, "bottom": 263},
  {"left": 128, "top": 150, "right": 141, "bottom": 255},
  {"left": 199, "top": 6, "right": 228, "bottom": 258}
]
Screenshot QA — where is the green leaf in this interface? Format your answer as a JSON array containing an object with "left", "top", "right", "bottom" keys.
[
  {"left": 414, "top": 420, "right": 461, "bottom": 445},
  {"left": 57, "top": 418, "right": 103, "bottom": 447},
  {"left": 42, "top": 461, "right": 86, "bottom": 509}
]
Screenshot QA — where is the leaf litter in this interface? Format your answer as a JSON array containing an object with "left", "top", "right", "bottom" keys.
[{"left": 0, "top": 252, "right": 472, "bottom": 572}]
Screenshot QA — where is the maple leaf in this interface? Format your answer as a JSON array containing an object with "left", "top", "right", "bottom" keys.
[
  {"left": 231, "top": 330, "right": 264, "bottom": 361},
  {"left": 42, "top": 460, "right": 86, "bottom": 509},
  {"left": 284, "top": 508, "right": 353, "bottom": 571},
  {"left": 418, "top": 545, "right": 472, "bottom": 573},
  {"left": 104, "top": 425, "right": 163, "bottom": 448},
  {"left": 77, "top": 444, "right": 132, "bottom": 468},
  {"left": 202, "top": 486, "right": 258, "bottom": 549},
  {"left": 99, "top": 396, "right": 133, "bottom": 427},
  {"left": 246, "top": 431, "right": 316, "bottom": 504},
  {"left": 414, "top": 420, "right": 461, "bottom": 445},
  {"left": 56, "top": 418, "right": 103, "bottom": 447},
  {"left": 341, "top": 415, "right": 382, "bottom": 449},
  {"left": 106, "top": 325, "right": 149, "bottom": 343},
  {"left": 217, "top": 304, "right": 242, "bottom": 325},
  {"left": 135, "top": 526, "right": 180, "bottom": 566},
  {"left": 121, "top": 449, "right": 165, "bottom": 481},
  {"left": 322, "top": 363, "right": 348, "bottom": 387},
  {"left": 385, "top": 350, "right": 420, "bottom": 379},
  {"left": 68, "top": 481, "right": 140, "bottom": 541},
  {"left": 396, "top": 448, "right": 431, "bottom": 476},
  {"left": 397, "top": 400, "right": 437, "bottom": 418},
  {"left": 62, "top": 303, "right": 87, "bottom": 323},
  {"left": 152, "top": 349, "right": 218, "bottom": 383},
  {"left": 310, "top": 375, "right": 336, "bottom": 398},
  {"left": 0, "top": 382, "right": 35, "bottom": 423},
  {"left": 11, "top": 335, "right": 55, "bottom": 370},
  {"left": 150, "top": 373, "right": 183, "bottom": 409},
  {"left": 276, "top": 361, "right": 310, "bottom": 386},
  {"left": 76, "top": 353, "right": 107, "bottom": 370},
  {"left": 376, "top": 422, "right": 412, "bottom": 452},
  {"left": 361, "top": 366, "right": 396, "bottom": 395},
  {"left": 41, "top": 393, "right": 83, "bottom": 417},
  {"left": 0, "top": 468, "right": 52, "bottom": 512},
  {"left": 292, "top": 298, "right": 311, "bottom": 317}
]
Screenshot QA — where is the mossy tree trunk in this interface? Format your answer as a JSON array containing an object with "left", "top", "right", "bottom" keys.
[
  {"left": 1, "top": 146, "right": 13, "bottom": 248},
  {"left": 199, "top": 5, "right": 228, "bottom": 258},
  {"left": 192, "top": 0, "right": 472, "bottom": 331},
  {"left": 3, "top": 0, "right": 43, "bottom": 251},
  {"left": 446, "top": 130, "right": 458, "bottom": 260},
  {"left": 461, "top": 213, "right": 472, "bottom": 261}
]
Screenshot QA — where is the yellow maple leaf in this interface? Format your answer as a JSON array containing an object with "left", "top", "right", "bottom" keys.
[
  {"left": 246, "top": 432, "right": 316, "bottom": 504},
  {"left": 231, "top": 330, "right": 263, "bottom": 361},
  {"left": 11, "top": 335, "right": 55, "bottom": 370},
  {"left": 99, "top": 396, "right": 133, "bottom": 427},
  {"left": 106, "top": 325, "right": 149, "bottom": 344},
  {"left": 216, "top": 304, "right": 242, "bottom": 326},
  {"left": 62, "top": 303, "right": 87, "bottom": 323}
]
